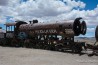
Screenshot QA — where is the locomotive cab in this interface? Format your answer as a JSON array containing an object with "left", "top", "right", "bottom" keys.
[{"left": 4, "top": 22, "right": 16, "bottom": 38}]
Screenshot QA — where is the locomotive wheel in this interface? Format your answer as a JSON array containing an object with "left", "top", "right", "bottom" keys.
[
  {"left": 0, "top": 39, "right": 2, "bottom": 46},
  {"left": 43, "top": 41, "right": 48, "bottom": 50},
  {"left": 11, "top": 39, "right": 18, "bottom": 47},
  {"left": 55, "top": 44, "right": 63, "bottom": 51},
  {"left": 32, "top": 42, "right": 37, "bottom": 48},
  {"left": 37, "top": 42, "right": 42, "bottom": 49},
  {"left": 0, "top": 39, "right": 6, "bottom": 46},
  {"left": 28, "top": 42, "right": 33, "bottom": 48},
  {"left": 36, "top": 43, "right": 41, "bottom": 49},
  {"left": 46, "top": 41, "right": 61, "bottom": 51},
  {"left": 49, "top": 43, "right": 55, "bottom": 51},
  {"left": 18, "top": 40, "right": 24, "bottom": 47},
  {"left": 23, "top": 39, "right": 30, "bottom": 48},
  {"left": 41, "top": 41, "right": 47, "bottom": 49},
  {"left": 45, "top": 41, "right": 51, "bottom": 50},
  {"left": 72, "top": 44, "right": 82, "bottom": 53}
]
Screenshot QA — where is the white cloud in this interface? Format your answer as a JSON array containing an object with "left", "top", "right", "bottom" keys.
[
  {"left": 15, "top": 0, "right": 71, "bottom": 17},
  {"left": 0, "top": 0, "right": 87, "bottom": 23},
  {"left": 63, "top": 0, "right": 86, "bottom": 8},
  {"left": 0, "top": 16, "right": 6, "bottom": 24},
  {"left": 0, "top": 0, "right": 9, "bottom": 6},
  {"left": 87, "top": 28, "right": 95, "bottom": 32},
  {"left": 0, "top": 0, "right": 98, "bottom": 35}
]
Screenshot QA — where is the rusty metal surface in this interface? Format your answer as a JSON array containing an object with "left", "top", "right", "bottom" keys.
[
  {"left": 19, "top": 20, "right": 76, "bottom": 30},
  {"left": 16, "top": 18, "right": 86, "bottom": 36},
  {"left": 19, "top": 18, "right": 86, "bottom": 36},
  {"left": 19, "top": 20, "right": 75, "bottom": 30}
]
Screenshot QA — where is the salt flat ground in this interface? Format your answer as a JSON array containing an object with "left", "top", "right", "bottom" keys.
[{"left": 0, "top": 46, "right": 98, "bottom": 65}]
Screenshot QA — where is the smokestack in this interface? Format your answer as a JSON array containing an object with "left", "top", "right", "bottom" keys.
[
  {"left": 29, "top": 20, "right": 38, "bottom": 24},
  {"left": 33, "top": 20, "right": 38, "bottom": 24}
]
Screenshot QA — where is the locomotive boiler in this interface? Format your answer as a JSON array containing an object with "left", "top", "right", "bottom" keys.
[
  {"left": 18, "top": 17, "right": 86, "bottom": 36},
  {"left": 1, "top": 17, "right": 87, "bottom": 53}
]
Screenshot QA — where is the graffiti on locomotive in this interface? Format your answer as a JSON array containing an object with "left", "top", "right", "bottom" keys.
[{"left": 35, "top": 29, "right": 57, "bottom": 34}]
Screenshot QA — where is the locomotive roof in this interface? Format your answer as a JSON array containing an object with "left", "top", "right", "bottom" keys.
[{"left": 4, "top": 22, "right": 16, "bottom": 26}]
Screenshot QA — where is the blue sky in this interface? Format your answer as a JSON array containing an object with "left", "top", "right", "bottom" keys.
[
  {"left": 80, "top": 0, "right": 98, "bottom": 10},
  {"left": 80, "top": 0, "right": 98, "bottom": 37},
  {"left": 0, "top": 0, "right": 98, "bottom": 37}
]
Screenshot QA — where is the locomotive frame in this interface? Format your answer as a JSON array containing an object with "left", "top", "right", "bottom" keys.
[{"left": 0, "top": 18, "right": 87, "bottom": 54}]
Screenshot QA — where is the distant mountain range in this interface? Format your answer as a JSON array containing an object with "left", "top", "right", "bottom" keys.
[
  {"left": 74, "top": 37, "right": 96, "bottom": 44},
  {"left": 75, "top": 37, "right": 95, "bottom": 40}
]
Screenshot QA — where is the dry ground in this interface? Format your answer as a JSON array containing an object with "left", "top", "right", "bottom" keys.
[{"left": 0, "top": 46, "right": 98, "bottom": 65}]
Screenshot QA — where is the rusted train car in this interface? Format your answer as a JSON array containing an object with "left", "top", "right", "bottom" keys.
[
  {"left": 0, "top": 17, "right": 87, "bottom": 53},
  {"left": 94, "top": 26, "right": 98, "bottom": 55},
  {"left": 86, "top": 26, "right": 98, "bottom": 56}
]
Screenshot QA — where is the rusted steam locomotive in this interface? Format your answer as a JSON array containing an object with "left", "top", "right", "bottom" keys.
[
  {"left": 89, "top": 25, "right": 98, "bottom": 55},
  {"left": 0, "top": 17, "right": 87, "bottom": 53}
]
